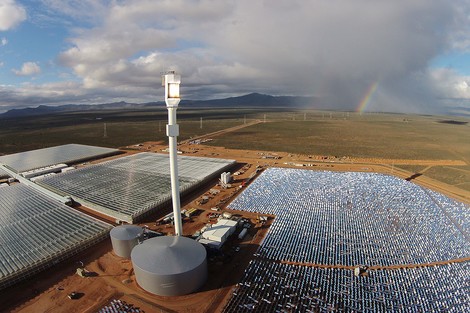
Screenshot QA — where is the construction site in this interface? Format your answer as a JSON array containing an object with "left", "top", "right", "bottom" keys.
[{"left": 0, "top": 118, "right": 469, "bottom": 312}]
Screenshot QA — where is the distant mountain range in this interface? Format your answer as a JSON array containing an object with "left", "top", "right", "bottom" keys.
[{"left": 0, "top": 93, "right": 316, "bottom": 119}]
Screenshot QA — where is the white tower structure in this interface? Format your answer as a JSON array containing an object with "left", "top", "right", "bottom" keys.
[{"left": 162, "top": 71, "right": 183, "bottom": 236}]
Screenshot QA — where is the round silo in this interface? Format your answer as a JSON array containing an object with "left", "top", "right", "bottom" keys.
[
  {"left": 131, "top": 236, "right": 207, "bottom": 296},
  {"left": 110, "top": 225, "right": 143, "bottom": 259}
]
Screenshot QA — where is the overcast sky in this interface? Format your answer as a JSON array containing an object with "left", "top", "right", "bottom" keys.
[{"left": 1, "top": 0, "right": 470, "bottom": 115}]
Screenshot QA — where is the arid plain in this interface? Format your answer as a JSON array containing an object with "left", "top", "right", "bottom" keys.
[{"left": 0, "top": 108, "right": 469, "bottom": 312}]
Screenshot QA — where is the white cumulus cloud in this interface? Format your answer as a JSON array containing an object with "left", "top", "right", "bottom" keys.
[
  {"left": 1, "top": 37, "right": 6, "bottom": 46},
  {"left": 12, "top": 62, "right": 41, "bottom": 76},
  {"left": 0, "top": 0, "right": 26, "bottom": 31}
]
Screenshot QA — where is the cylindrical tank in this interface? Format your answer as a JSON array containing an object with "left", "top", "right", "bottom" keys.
[
  {"left": 238, "top": 228, "right": 248, "bottom": 240},
  {"left": 110, "top": 225, "right": 142, "bottom": 259},
  {"left": 131, "top": 236, "right": 207, "bottom": 296}
]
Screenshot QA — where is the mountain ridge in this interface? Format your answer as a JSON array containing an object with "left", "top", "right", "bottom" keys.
[{"left": 0, "top": 93, "right": 315, "bottom": 118}]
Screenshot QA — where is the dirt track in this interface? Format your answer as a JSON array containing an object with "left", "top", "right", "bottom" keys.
[
  {"left": 180, "top": 120, "right": 262, "bottom": 144},
  {"left": 281, "top": 256, "right": 470, "bottom": 271}
]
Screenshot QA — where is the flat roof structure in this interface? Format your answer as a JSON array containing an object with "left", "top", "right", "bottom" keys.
[
  {"left": 0, "top": 144, "right": 120, "bottom": 173},
  {"left": 38, "top": 153, "right": 235, "bottom": 223},
  {"left": 197, "top": 238, "right": 223, "bottom": 249},
  {"left": 202, "top": 219, "right": 237, "bottom": 243},
  {"left": 0, "top": 183, "right": 111, "bottom": 290},
  {"left": 223, "top": 168, "right": 470, "bottom": 312}
]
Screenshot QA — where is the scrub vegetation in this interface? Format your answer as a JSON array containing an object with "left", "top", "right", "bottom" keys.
[
  {"left": 208, "top": 113, "right": 470, "bottom": 161},
  {"left": 1, "top": 108, "right": 469, "bottom": 190}
]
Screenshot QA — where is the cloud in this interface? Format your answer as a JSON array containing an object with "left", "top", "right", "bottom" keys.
[
  {"left": 0, "top": 0, "right": 26, "bottom": 31},
  {"left": 0, "top": 81, "right": 82, "bottom": 113},
  {"left": 0, "top": 0, "right": 465, "bottom": 114},
  {"left": 38, "top": 0, "right": 109, "bottom": 24},
  {"left": 0, "top": 80, "right": 162, "bottom": 113},
  {"left": 1, "top": 37, "right": 6, "bottom": 46},
  {"left": 53, "top": 0, "right": 470, "bottom": 113},
  {"left": 12, "top": 62, "right": 41, "bottom": 76},
  {"left": 429, "top": 68, "right": 470, "bottom": 99}
]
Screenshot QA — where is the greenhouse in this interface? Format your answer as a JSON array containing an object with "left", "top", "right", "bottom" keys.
[
  {"left": 0, "top": 183, "right": 111, "bottom": 290},
  {"left": 224, "top": 168, "right": 470, "bottom": 312},
  {"left": 38, "top": 153, "right": 235, "bottom": 223},
  {"left": 0, "top": 144, "right": 119, "bottom": 173}
]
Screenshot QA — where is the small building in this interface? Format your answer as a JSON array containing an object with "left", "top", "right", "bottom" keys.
[
  {"left": 197, "top": 238, "right": 223, "bottom": 249},
  {"left": 221, "top": 172, "right": 231, "bottom": 184},
  {"left": 217, "top": 219, "right": 237, "bottom": 235},
  {"left": 202, "top": 225, "right": 231, "bottom": 243},
  {"left": 202, "top": 219, "right": 237, "bottom": 244}
]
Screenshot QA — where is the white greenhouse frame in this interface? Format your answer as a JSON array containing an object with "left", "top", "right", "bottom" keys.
[
  {"left": 39, "top": 153, "right": 235, "bottom": 223},
  {"left": 0, "top": 144, "right": 120, "bottom": 173},
  {"left": 0, "top": 184, "right": 111, "bottom": 290}
]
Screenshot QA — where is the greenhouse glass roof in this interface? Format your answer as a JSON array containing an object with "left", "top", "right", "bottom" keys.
[
  {"left": 38, "top": 153, "right": 235, "bottom": 223},
  {"left": 0, "top": 184, "right": 111, "bottom": 290},
  {"left": 0, "top": 144, "right": 120, "bottom": 173},
  {"left": 0, "top": 168, "right": 8, "bottom": 179}
]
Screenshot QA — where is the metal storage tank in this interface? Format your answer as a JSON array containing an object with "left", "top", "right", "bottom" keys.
[
  {"left": 110, "top": 225, "right": 142, "bottom": 259},
  {"left": 131, "top": 236, "right": 207, "bottom": 296}
]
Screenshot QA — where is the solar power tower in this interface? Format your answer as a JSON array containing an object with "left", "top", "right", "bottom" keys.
[{"left": 162, "top": 71, "right": 183, "bottom": 236}]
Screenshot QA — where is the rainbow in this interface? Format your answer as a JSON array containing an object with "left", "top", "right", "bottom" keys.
[{"left": 357, "top": 81, "right": 378, "bottom": 114}]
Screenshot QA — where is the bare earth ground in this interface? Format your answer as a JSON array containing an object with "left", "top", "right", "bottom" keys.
[{"left": 2, "top": 121, "right": 470, "bottom": 312}]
